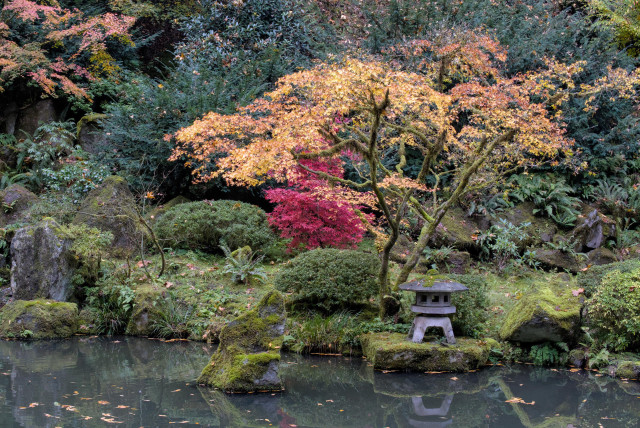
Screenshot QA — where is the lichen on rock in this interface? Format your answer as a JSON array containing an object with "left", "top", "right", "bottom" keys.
[
  {"left": 499, "top": 286, "right": 582, "bottom": 344},
  {"left": 0, "top": 300, "right": 79, "bottom": 339},
  {"left": 198, "top": 290, "right": 286, "bottom": 392}
]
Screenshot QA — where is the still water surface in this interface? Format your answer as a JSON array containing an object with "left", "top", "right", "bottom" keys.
[{"left": 0, "top": 337, "right": 638, "bottom": 427}]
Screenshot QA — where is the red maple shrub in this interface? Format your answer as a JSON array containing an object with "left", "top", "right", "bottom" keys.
[{"left": 265, "top": 158, "right": 369, "bottom": 251}]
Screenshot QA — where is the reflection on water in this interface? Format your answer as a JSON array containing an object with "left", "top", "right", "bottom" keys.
[{"left": 0, "top": 337, "right": 638, "bottom": 427}]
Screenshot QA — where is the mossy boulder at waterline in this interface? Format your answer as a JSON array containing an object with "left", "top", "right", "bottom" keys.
[
  {"left": 0, "top": 300, "right": 79, "bottom": 339},
  {"left": 0, "top": 184, "right": 37, "bottom": 227},
  {"left": 10, "top": 219, "right": 76, "bottom": 301},
  {"left": 125, "top": 285, "right": 165, "bottom": 336},
  {"left": 198, "top": 290, "right": 286, "bottom": 392},
  {"left": 499, "top": 286, "right": 582, "bottom": 344},
  {"left": 361, "top": 332, "right": 495, "bottom": 372},
  {"left": 73, "top": 176, "right": 147, "bottom": 256}
]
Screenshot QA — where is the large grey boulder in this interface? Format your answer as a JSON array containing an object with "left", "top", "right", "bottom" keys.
[
  {"left": 198, "top": 290, "right": 286, "bottom": 392},
  {"left": 15, "top": 99, "right": 57, "bottom": 137},
  {"left": 10, "top": 219, "right": 75, "bottom": 301}
]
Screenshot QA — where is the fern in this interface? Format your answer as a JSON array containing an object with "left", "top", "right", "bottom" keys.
[
  {"left": 219, "top": 241, "right": 267, "bottom": 286},
  {"left": 529, "top": 342, "right": 568, "bottom": 366}
]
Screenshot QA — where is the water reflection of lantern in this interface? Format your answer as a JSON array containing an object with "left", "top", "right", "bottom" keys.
[
  {"left": 399, "top": 280, "right": 468, "bottom": 344},
  {"left": 406, "top": 394, "right": 455, "bottom": 428}
]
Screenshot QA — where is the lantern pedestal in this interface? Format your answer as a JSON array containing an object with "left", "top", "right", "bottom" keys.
[{"left": 408, "top": 315, "right": 456, "bottom": 344}]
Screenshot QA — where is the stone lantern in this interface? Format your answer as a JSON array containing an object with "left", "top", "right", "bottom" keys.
[{"left": 399, "top": 279, "right": 468, "bottom": 344}]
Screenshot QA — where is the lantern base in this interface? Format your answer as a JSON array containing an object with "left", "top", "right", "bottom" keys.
[{"left": 408, "top": 316, "right": 456, "bottom": 344}]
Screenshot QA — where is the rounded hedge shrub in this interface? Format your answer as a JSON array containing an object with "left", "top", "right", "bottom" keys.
[
  {"left": 577, "top": 259, "right": 640, "bottom": 297},
  {"left": 587, "top": 268, "right": 640, "bottom": 352},
  {"left": 154, "top": 200, "right": 274, "bottom": 253},
  {"left": 275, "top": 248, "right": 380, "bottom": 311},
  {"left": 448, "top": 274, "right": 489, "bottom": 338}
]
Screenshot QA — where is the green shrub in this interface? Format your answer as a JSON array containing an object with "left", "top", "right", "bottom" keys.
[
  {"left": 577, "top": 258, "right": 640, "bottom": 297},
  {"left": 154, "top": 200, "right": 274, "bottom": 253},
  {"left": 587, "top": 268, "right": 640, "bottom": 351},
  {"left": 447, "top": 274, "right": 489, "bottom": 338},
  {"left": 275, "top": 248, "right": 380, "bottom": 311}
]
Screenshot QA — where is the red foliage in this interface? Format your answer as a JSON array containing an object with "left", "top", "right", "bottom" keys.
[{"left": 265, "top": 158, "right": 368, "bottom": 251}]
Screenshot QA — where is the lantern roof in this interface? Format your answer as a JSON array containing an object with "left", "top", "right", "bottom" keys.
[{"left": 399, "top": 279, "right": 468, "bottom": 293}]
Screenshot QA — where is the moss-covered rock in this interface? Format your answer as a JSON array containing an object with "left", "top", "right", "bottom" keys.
[
  {"left": 587, "top": 247, "right": 618, "bottom": 266},
  {"left": 0, "top": 184, "right": 37, "bottom": 227},
  {"left": 615, "top": 360, "right": 640, "bottom": 379},
  {"left": 531, "top": 248, "right": 585, "bottom": 273},
  {"left": 198, "top": 290, "right": 286, "bottom": 392},
  {"left": 568, "top": 348, "right": 587, "bottom": 368},
  {"left": 493, "top": 202, "right": 557, "bottom": 246},
  {"left": 10, "top": 219, "right": 76, "bottom": 301},
  {"left": 73, "top": 176, "right": 147, "bottom": 256},
  {"left": 429, "top": 207, "right": 481, "bottom": 250},
  {"left": 0, "top": 300, "right": 79, "bottom": 339},
  {"left": 361, "top": 332, "right": 495, "bottom": 372},
  {"left": 125, "top": 285, "right": 165, "bottom": 336},
  {"left": 499, "top": 286, "right": 582, "bottom": 344}
]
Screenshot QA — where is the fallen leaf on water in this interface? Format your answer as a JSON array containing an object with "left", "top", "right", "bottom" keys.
[{"left": 505, "top": 397, "right": 535, "bottom": 405}]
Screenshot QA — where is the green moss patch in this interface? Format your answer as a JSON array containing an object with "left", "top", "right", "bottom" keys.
[
  {"left": 0, "top": 300, "right": 79, "bottom": 339},
  {"left": 499, "top": 285, "right": 582, "bottom": 344},
  {"left": 500, "top": 287, "right": 582, "bottom": 343},
  {"left": 361, "top": 332, "right": 494, "bottom": 372}
]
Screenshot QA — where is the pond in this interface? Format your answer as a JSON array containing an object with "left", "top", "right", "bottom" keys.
[{"left": 0, "top": 337, "right": 638, "bottom": 427}]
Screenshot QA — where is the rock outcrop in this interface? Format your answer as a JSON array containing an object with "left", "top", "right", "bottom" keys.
[
  {"left": 571, "top": 209, "right": 616, "bottom": 252},
  {"left": 73, "top": 176, "right": 147, "bottom": 257},
  {"left": 531, "top": 248, "right": 584, "bottom": 273},
  {"left": 0, "top": 300, "right": 79, "bottom": 339},
  {"left": 10, "top": 219, "right": 75, "bottom": 301},
  {"left": 499, "top": 286, "right": 582, "bottom": 344},
  {"left": 125, "top": 285, "right": 165, "bottom": 336},
  {"left": 198, "top": 290, "right": 286, "bottom": 392},
  {"left": 0, "top": 184, "right": 37, "bottom": 227}
]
